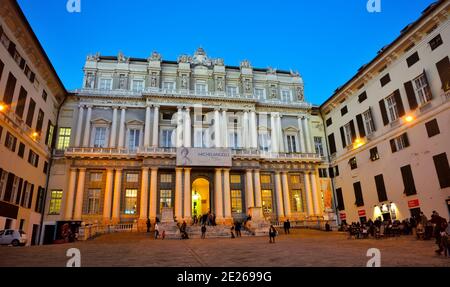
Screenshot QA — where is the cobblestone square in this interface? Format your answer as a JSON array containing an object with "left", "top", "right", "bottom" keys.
[{"left": 1, "top": 229, "right": 449, "bottom": 267}]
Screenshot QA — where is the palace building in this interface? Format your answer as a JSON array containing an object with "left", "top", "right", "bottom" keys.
[
  {"left": 41, "top": 47, "right": 334, "bottom": 241},
  {"left": 320, "top": 0, "right": 450, "bottom": 224},
  {"left": 0, "top": 0, "right": 66, "bottom": 245}
]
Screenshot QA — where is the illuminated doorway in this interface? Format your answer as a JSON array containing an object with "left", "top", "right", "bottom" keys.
[{"left": 192, "top": 178, "right": 210, "bottom": 218}]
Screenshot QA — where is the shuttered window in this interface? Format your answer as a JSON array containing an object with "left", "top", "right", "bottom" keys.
[
  {"left": 379, "top": 99, "right": 389, "bottom": 126},
  {"left": 401, "top": 165, "right": 417, "bottom": 196},
  {"left": 340, "top": 127, "right": 346, "bottom": 148},
  {"left": 327, "top": 133, "right": 336, "bottom": 154},
  {"left": 404, "top": 80, "right": 418, "bottom": 110},
  {"left": 353, "top": 182, "right": 364, "bottom": 207},
  {"left": 25, "top": 98, "right": 36, "bottom": 128},
  {"left": 356, "top": 114, "right": 365, "bottom": 138},
  {"left": 336, "top": 188, "right": 345, "bottom": 211},
  {"left": 393, "top": 89, "right": 405, "bottom": 117},
  {"left": 436, "top": 56, "right": 450, "bottom": 91},
  {"left": 341, "top": 106, "right": 348, "bottom": 116},
  {"left": 425, "top": 119, "right": 440, "bottom": 138},
  {"left": 15, "top": 87, "right": 27, "bottom": 118},
  {"left": 358, "top": 91, "right": 367, "bottom": 103},
  {"left": 433, "top": 153, "right": 450, "bottom": 189},
  {"left": 429, "top": 34, "right": 443, "bottom": 51},
  {"left": 3, "top": 73, "right": 16, "bottom": 105},
  {"left": 374, "top": 174, "right": 388, "bottom": 202},
  {"left": 326, "top": 118, "right": 332, "bottom": 127}
]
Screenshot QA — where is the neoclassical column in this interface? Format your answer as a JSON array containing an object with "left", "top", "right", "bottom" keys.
[
  {"left": 184, "top": 108, "right": 191, "bottom": 147},
  {"left": 214, "top": 109, "right": 221, "bottom": 148},
  {"left": 274, "top": 171, "right": 285, "bottom": 218},
  {"left": 74, "top": 106, "right": 84, "bottom": 147},
  {"left": 139, "top": 167, "right": 149, "bottom": 220},
  {"left": 253, "top": 170, "right": 262, "bottom": 208},
  {"left": 245, "top": 169, "right": 254, "bottom": 211},
  {"left": 118, "top": 108, "right": 126, "bottom": 148},
  {"left": 223, "top": 168, "right": 232, "bottom": 219},
  {"left": 302, "top": 117, "right": 312, "bottom": 153},
  {"left": 221, "top": 109, "right": 229, "bottom": 148},
  {"left": 281, "top": 172, "right": 291, "bottom": 218},
  {"left": 243, "top": 111, "right": 249, "bottom": 149},
  {"left": 64, "top": 168, "right": 78, "bottom": 219},
  {"left": 109, "top": 107, "right": 118, "bottom": 148},
  {"left": 250, "top": 111, "right": 258, "bottom": 149},
  {"left": 112, "top": 169, "right": 123, "bottom": 222},
  {"left": 270, "top": 113, "right": 278, "bottom": 152},
  {"left": 304, "top": 172, "right": 314, "bottom": 216},
  {"left": 82, "top": 106, "right": 92, "bottom": 147},
  {"left": 310, "top": 171, "right": 321, "bottom": 216},
  {"left": 152, "top": 105, "right": 159, "bottom": 147},
  {"left": 176, "top": 107, "right": 183, "bottom": 148},
  {"left": 144, "top": 105, "right": 151, "bottom": 147},
  {"left": 214, "top": 168, "right": 223, "bottom": 219},
  {"left": 73, "top": 168, "right": 86, "bottom": 220},
  {"left": 175, "top": 168, "right": 183, "bottom": 221},
  {"left": 183, "top": 168, "right": 191, "bottom": 220},
  {"left": 277, "top": 114, "right": 284, "bottom": 152},
  {"left": 103, "top": 168, "right": 114, "bottom": 221},
  {"left": 149, "top": 167, "right": 158, "bottom": 220},
  {"left": 297, "top": 116, "right": 306, "bottom": 153}
]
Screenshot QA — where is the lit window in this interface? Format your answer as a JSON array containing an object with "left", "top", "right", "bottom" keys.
[
  {"left": 124, "top": 189, "right": 138, "bottom": 214},
  {"left": 230, "top": 175, "right": 241, "bottom": 184},
  {"left": 160, "top": 189, "right": 172, "bottom": 210},
  {"left": 231, "top": 190, "right": 242, "bottom": 213},
  {"left": 290, "top": 189, "right": 304, "bottom": 213},
  {"left": 262, "top": 189, "right": 273, "bottom": 215},
  {"left": 57, "top": 128, "right": 71, "bottom": 150},
  {"left": 290, "top": 175, "right": 300, "bottom": 184},
  {"left": 261, "top": 175, "right": 271, "bottom": 184},
  {"left": 349, "top": 157, "right": 357, "bottom": 170},
  {"left": 49, "top": 190, "right": 63, "bottom": 215}
]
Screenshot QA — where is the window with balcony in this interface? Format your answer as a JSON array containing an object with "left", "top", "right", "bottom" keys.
[
  {"left": 314, "top": 136, "right": 324, "bottom": 156},
  {"left": 93, "top": 127, "right": 107, "bottom": 148},
  {"left": 286, "top": 134, "right": 298, "bottom": 153},
  {"left": 132, "top": 80, "right": 144, "bottom": 92},
  {"left": 128, "top": 129, "right": 141, "bottom": 150},
  {"left": 255, "top": 88, "right": 265, "bottom": 99},
  {"left": 343, "top": 123, "right": 353, "bottom": 147},
  {"left": 229, "top": 131, "right": 239, "bottom": 149},
  {"left": 413, "top": 73, "right": 432, "bottom": 105},
  {"left": 196, "top": 82, "right": 207, "bottom": 95},
  {"left": 281, "top": 90, "right": 291, "bottom": 102},
  {"left": 161, "top": 129, "right": 174, "bottom": 147},
  {"left": 99, "top": 78, "right": 112, "bottom": 90},
  {"left": 163, "top": 81, "right": 175, "bottom": 91},
  {"left": 227, "top": 86, "right": 238, "bottom": 96},
  {"left": 194, "top": 129, "right": 209, "bottom": 148},
  {"left": 57, "top": 128, "right": 71, "bottom": 150},
  {"left": 258, "top": 133, "right": 269, "bottom": 152}
]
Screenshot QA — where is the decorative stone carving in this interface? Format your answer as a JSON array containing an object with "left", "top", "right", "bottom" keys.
[
  {"left": 270, "top": 85, "right": 278, "bottom": 98},
  {"left": 86, "top": 52, "right": 100, "bottom": 61},
  {"left": 244, "top": 78, "right": 252, "bottom": 93},
  {"left": 177, "top": 54, "right": 191, "bottom": 63},
  {"left": 240, "top": 59, "right": 251, "bottom": 69},
  {"left": 148, "top": 51, "right": 162, "bottom": 61},
  {"left": 117, "top": 51, "right": 128, "bottom": 63},
  {"left": 290, "top": 69, "right": 300, "bottom": 77},
  {"left": 181, "top": 74, "right": 188, "bottom": 89},
  {"left": 214, "top": 58, "right": 224, "bottom": 66},
  {"left": 296, "top": 85, "right": 304, "bottom": 101},
  {"left": 118, "top": 74, "right": 127, "bottom": 89},
  {"left": 151, "top": 73, "right": 158, "bottom": 87},
  {"left": 85, "top": 72, "right": 95, "bottom": 89},
  {"left": 216, "top": 77, "right": 224, "bottom": 91},
  {"left": 267, "top": 67, "right": 277, "bottom": 75}
]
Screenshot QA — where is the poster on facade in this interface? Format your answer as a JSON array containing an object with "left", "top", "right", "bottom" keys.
[
  {"left": 319, "top": 178, "right": 333, "bottom": 211},
  {"left": 176, "top": 147, "right": 232, "bottom": 167}
]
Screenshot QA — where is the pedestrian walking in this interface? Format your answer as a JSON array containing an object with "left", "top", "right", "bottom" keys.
[
  {"left": 231, "top": 226, "right": 235, "bottom": 238},
  {"left": 269, "top": 225, "right": 277, "bottom": 243},
  {"left": 284, "top": 219, "right": 291, "bottom": 234},
  {"left": 235, "top": 222, "right": 242, "bottom": 237},
  {"left": 201, "top": 224, "right": 206, "bottom": 239},
  {"left": 154, "top": 222, "right": 160, "bottom": 239}
]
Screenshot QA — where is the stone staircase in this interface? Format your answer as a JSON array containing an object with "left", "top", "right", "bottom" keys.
[{"left": 185, "top": 225, "right": 254, "bottom": 239}]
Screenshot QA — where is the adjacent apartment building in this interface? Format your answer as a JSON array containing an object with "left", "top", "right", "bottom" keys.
[
  {"left": 0, "top": 0, "right": 66, "bottom": 245},
  {"left": 320, "top": 0, "right": 450, "bottom": 224},
  {"left": 41, "top": 47, "right": 333, "bottom": 243}
]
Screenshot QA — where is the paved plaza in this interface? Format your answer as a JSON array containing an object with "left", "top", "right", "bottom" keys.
[{"left": 0, "top": 229, "right": 449, "bottom": 267}]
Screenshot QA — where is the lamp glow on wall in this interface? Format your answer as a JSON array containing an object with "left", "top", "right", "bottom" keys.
[
  {"left": 0, "top": 103, "right": 7, "bottom": 112},
  {"left": 404, "top": 115, "right": 414, "bottom": 123},
  {"left": 353, "top": 138, "right": 365, "bottom": 149}
]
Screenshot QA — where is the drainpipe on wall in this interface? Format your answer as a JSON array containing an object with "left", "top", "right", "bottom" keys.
[
  {"left": 38, "top": 94, "right": 68, "bottom": 245},
  {"left": 319, "top": 110, "right": 340, "bottom": 229}
]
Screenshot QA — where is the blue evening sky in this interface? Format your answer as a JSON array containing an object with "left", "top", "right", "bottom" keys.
[{"left": 18, "top": 0, "right": 436, "bottom": 105}]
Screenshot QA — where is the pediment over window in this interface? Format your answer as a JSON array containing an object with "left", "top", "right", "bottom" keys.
[
  {"left": 126, "top": 119, "right": 144, "bottom": 126},
  {"left": 283, "top": 126, "right": 299, "bottom": 133},
  {"left": 91, "top": 118, "right": 111, "bottom": 125},
  {"left": 258, "top": 125, "right": 270, "bottom": 132}
]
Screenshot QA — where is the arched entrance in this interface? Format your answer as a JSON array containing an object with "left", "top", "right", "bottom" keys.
[{"left": 192, "top": 178, "right": 210, "bottom": 218}]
